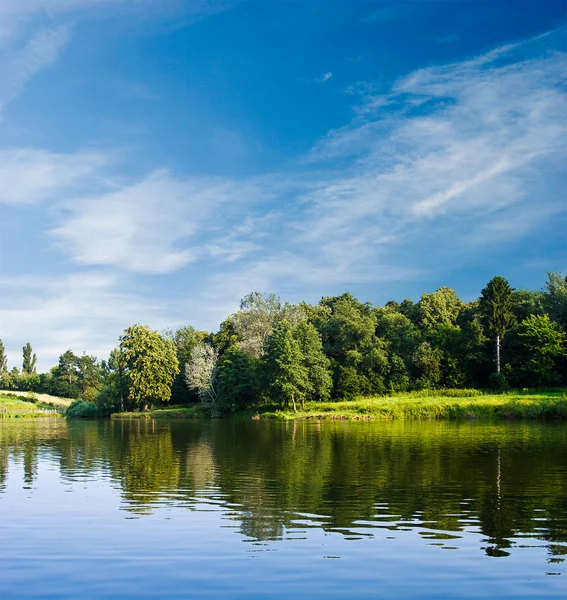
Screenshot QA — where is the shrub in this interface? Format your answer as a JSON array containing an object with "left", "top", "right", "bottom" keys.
[
  {"left": 488, "top": 372, "right": 509, "bottom": 390},
  {"left": 65, "top": 399, "right": 99, "bottom": 419}
]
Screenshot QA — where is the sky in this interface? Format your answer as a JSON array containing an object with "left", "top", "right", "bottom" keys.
[{"left": 0, "top": 0, "right": 566, "bottom": 371}]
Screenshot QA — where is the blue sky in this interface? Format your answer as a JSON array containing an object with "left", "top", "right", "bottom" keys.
[{"left": 0, "top": 0, "right": 566, "bottom": 370}]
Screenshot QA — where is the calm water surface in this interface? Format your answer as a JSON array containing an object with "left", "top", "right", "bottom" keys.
[{"left": 0, "top": 418, "right": 566, "bottom": 599}]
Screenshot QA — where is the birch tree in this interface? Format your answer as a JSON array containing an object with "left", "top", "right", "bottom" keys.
[{"left": 185, "top": 343, "right": 219, "bottom": 415}]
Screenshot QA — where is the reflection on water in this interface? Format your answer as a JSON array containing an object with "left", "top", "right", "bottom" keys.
[{"left": 0, "top": 418, "right": 566, "bottom": 598}]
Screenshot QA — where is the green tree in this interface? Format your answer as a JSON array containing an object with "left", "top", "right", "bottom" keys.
[
  {"left": 77, "top": 353, "right": 102, "bottom": 400},
  {"left": 0, "top": 339, "right": 7, "bottom": 377},
  {"left": 120, "top": 324, "right": 179, "bottom": 409},
  {"left": 166, "top": 325, "right": 209, "bottom": 404},
  {"left": 543, "top": 272, "right": 567, "bottom": 331},
  {"left": 264, "top": 320, "right": 308, "bottom": 412},
  {"left": 293, "top": 321, "right": 332, "bottom": 405},
  {"left": 418, "top": 287, "right": 463, "bottom": 331},
  {"left": 412, "top": 342, "right": 443, "bottom": 388},
  {"left": 516, "top": 314, "right": 566, "bottom": 386},
  {"left": 101, "top": 348, "right": 128, "bottom": 413},
  {"left": 480, "top": 276, "right": 516, "bottom": 374},
  {"left": 317, "top": 293, "right": 387, "bottom": 398},
  {"left": 217, "top": 345, "right": 260, "bottom": 412},
  {"left": 22, "top": 342, "right": 37, "bottom": 375},
  {"left": 232, "top": 292, "right": 306, "bottom": 359}
]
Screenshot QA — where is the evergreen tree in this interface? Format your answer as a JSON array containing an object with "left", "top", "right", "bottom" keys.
[
  {"left": 480, "top": 276, "right": 516, "bottom": 374},
  {"left": 22, "top": 342, "right": 37, "bottom": 375}
]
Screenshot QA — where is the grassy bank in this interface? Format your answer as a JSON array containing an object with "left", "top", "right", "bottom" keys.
[
  {"left": 248, "top": 390, "right": 567, "bottom": 420},
  {"left": 110, "top": 390, "right": 567, "bottom": 421},
  {"left": 0, "top": 393, "right": 66, "bottom": 418},
  {"left": 112, "top": 405, "right": 207, "bottom": 420}
]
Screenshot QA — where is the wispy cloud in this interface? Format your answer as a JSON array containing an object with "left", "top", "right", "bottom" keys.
[
  {"left": 2, "top": 25, "right": 566, "bottom": 368},
  {"left": 0, "top": 26, "right": 69, "bottom": 116},
  {"left": 0, "top": 147, "right": 108, "bottom": 205},
  {"left": 319, "top": 72, "right": 333, "bottom": 82},
  {"left": 50, "top": 169, "right": 276, "bottom": 274},
  {"left": 0, "top": 0, "right": 235, "bottom": 114}
]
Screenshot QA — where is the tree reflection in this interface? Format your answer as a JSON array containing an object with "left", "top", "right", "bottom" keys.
[{"left": 0, "top": 418, "right": 566, "bottom": 559}]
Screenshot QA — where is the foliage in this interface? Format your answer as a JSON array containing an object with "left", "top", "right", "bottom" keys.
[
  {"left": 65, "top": 399, "right": 100, "bottom": 419},
  {"left": 418, "top": 287, "right": 463, "bottom": 331},
  {"left": 480, "top": 276, "right": 516, "bottom": 339},
  {"left": 516, "top": 314, "right": 566, "bottom": 386},
  {"left": 232, "top": 292, "right": 306, "bottom": 358},
  {"left": 120, "top": 325, "right": 179, "bottom": 409},
  {"left": 185, "top": 343, "right": 219, "bottom": 415},
  {"left": 5, "top": 273, "right": 567, "bottom": 416},
  {"left": 263, "top": 320, "right": 308, "bottom": 410},
  {"left": 0, "top": 339, "right": 7, "bottom": 374},
  {"left": 217, "top": 345, "right": 259, "bottom": 412},
  {"left": 22, "top": 342, "right": 37, "bottom": 375}
]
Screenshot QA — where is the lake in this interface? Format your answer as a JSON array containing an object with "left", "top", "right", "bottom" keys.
[{"left": 1, "top": 418, "right": 566, "bottom": 599}]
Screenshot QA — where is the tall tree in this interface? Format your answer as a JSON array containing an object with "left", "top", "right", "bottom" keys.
[
  {"left": 516, "top": 314, "right": 566, "bottom": 386},
  {"left": 418, "top": 287, "right": 463, "bottom": 331},
  {"left": 22, "top": 342, "right": 37, "bottom": 375},
  {"left": 0, "top": 339, "right": 7, "bottom": 374},
  {"left": 264, "top": 320, "right": 308, "bottom": 412},
  {"left": 185, "top": 343, "right": 219, "bottom": 415},
  {"left": 293, "top": 321, "right": 332, "bottom": 405},
  {"left": 480, "top": 276, "right": 516, "bottom": 374},
  {"left": 107, "top": 348, "right": 127, "bottom": 412},
  {"left": 232, "top": 292, "right": 306, "bottom": 359},
  {"left": 120, "top": 324, "right": 179, "bottom": 409},
  {"left": 543, "top": 271, "right": 567, "bottom": 331},
  {"left": 77, "top": 353, "right": 102, "bottom": 398}
]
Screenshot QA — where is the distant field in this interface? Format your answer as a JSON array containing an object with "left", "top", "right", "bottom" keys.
[
  {"left": 0, "top": 390, "right": 72, "bottom": 409},
  {"left": 0, "top": 393, "right": 69, "bottom": 418}
]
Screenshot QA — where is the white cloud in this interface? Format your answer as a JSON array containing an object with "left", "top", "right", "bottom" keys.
[
  {"left": 320, "top": 72, "right": 333, "bottom": 82},
  {"left": 0, "top": 147, "right": 107, "bottom": 205},
  {"left": 0, "top": 271, "right": 162, "bottom": 370},
  {"left": 50, "top": 169, "right": 274, "bottom": 273},
  {"left": 299, "top": 29, "right": 567, "bottom": 262}
]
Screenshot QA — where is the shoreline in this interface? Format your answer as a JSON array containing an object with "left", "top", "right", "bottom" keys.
[{"left": 110, "top": 391, "right": 567, "bottom": 421}]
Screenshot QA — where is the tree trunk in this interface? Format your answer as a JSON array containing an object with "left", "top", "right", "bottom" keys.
[
  {"left": 291, "top": 391, "right": 297, "bottom": 413},
  {"left": 496, "top": 334, "right": 501, "bottom": 374}
]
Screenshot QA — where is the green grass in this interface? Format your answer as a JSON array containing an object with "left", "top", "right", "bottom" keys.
[
  {"left": 112, "top": 405, "right": 207, "bottom": 420},
  {"left": 0, "top": 393, "right": 63, "bottom": 418},
  {"left": 109, "top": 390, "right": 567, "bottom": 421},
  {"left": 248, "top": 390, "right": 567, "bottom": 421}
]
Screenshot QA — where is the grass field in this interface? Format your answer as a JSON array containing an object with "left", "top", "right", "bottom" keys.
[
  {"left": 111, "top": 389, "right": 567, "bottom": 421},
  {"left": 0, "top": 392, "right": 69, "bottom": 418}
]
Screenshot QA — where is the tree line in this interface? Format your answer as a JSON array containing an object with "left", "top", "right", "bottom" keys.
[{"left": 1, "top": 273, "right": 566, "bottom": 415}]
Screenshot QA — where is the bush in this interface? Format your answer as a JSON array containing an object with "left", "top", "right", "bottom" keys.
[
  {"left": 96, "top": 385, "right": 121, "bottom": 416},
  {"left": 65, "top": 399, "right": 99, "bottom": 419},
  {"left": 488, "top": 372, "right": 509, "bottom": 390}
]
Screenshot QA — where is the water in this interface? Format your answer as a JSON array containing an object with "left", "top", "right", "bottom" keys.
[{"left": 1, "top": 418, "right": 566, "bottom": 599}]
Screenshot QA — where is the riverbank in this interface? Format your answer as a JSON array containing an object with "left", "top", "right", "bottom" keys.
[
  {"left": 0, "top": 393, "right": 67, "bottom": 418},
  {"left": 110, "top": 390, "right": 567, "bottom": 421}
]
